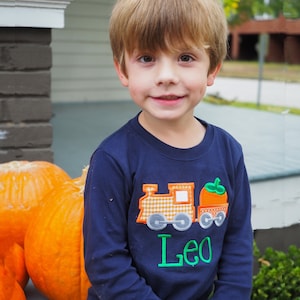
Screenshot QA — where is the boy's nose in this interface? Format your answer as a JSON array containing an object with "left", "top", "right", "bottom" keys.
[{"left": 155, "top": 60, "right": 179, "bottom": 86}]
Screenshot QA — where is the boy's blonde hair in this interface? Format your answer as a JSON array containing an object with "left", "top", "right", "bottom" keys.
[{"left": 109, "top": 0, "right": 228, "bottom": 75}]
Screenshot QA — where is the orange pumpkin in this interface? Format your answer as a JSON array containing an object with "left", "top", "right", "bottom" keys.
[
  {"left": 24, "top": 167, "right": 91, "bottom": 300},
  {"left": 0, "top": 262, "right": 26, "bottom": 300},
  {"left": 1, "top": 242, "right": 29, "bottom": 289},
  {"left": 0, "top": 161, "right": 71, "bottom": 247},
  {"left": 200, "top": 177, "right": 228, "bottom": 206}
]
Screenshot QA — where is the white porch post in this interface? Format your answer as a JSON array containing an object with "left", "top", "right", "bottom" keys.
[{"left": 0, "top": 0, "right": 72, "bottom": 28}]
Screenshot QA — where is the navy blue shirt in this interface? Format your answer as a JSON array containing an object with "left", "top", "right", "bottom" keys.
[{"left": 83, "top": 114, "right": 253, "bottom": 299}]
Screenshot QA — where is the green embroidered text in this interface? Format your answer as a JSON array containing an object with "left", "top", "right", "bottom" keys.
[{"left": 158, "top": 234, "right": 212, "bottom": 268}]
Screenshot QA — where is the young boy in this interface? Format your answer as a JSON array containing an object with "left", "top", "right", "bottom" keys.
[{"left": 83, "top": 0, "right": 253, "bottom": 299}]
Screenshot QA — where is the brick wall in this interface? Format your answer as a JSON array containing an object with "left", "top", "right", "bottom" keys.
[
  {"left": 0, "top": 28, "right": 53, "bottom": 162},
  {"left": 285, "top": 35, "right": 300, "bottom": 64},
  {"left": 229, "top": 16, "right": 300, "bottom": 63}
]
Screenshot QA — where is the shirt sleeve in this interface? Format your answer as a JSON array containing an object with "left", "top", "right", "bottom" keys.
[
  {"left": 211, "top": 155, "right": 253, "bottom": 299},
  {"left": 83, "top": 149, "right": 160, "bottom": 300}
]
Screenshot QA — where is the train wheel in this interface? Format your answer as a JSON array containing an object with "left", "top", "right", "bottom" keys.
[
  {"left": 173, "top": 213, "right": 192, "bottom": 231},
  {"left": 199, "top": 212, "right": 213, "bottom": 229},
  {"left": 147, "top": 213, "right": 167, "bottom": 230},
  {"left": 214, "top": 211, "right": 226, "bottom": 227}
]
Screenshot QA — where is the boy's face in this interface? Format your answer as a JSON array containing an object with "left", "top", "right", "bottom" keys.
[{"left": 114, "top": 47, "right": 220, "bottom": 124}]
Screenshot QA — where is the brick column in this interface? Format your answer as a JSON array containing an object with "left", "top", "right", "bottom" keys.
[
  {"left": 0, "top": 28, "right": 53, "bottom": 162},
  {"left": 230, "top": 31, "right": 240, "bottom": 60},
  {"left": 285, "top": 35, "right": 300, "bottom": 64}
]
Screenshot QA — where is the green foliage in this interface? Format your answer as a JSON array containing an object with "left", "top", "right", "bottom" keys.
[
  {"left": 284, "top": 0, "right": 300, "bottom": 19},
  {"left": 223, "top": 0, "right": 300, "bottom": 25},
  {"left": 223, "top": 0, "right": 240, "bottom": 19},
  {"left": 252, "top": 244, "right": 300, "bottom": 299},
  {"left": 223, "top": 0, "right": 253, "bottom": 25}
]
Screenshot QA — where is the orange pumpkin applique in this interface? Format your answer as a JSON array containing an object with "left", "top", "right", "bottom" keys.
[
  {"left": 200, "top": 177, "right": 228, "bottom": 206},
  {"left": 198, "top": 177, "right": 228, "bottom": 229}
]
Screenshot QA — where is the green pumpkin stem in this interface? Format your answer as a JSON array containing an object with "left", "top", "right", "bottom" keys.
[{"left": 204, "top": 177, "right": 226, "bottom": 195}]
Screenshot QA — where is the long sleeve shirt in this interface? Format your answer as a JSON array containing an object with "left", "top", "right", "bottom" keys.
[{"left": 83, "top": 114, "right": 253, "bottom": 300}]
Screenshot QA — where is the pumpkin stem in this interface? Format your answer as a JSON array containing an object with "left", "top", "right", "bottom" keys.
[
  {"left": 81, "top": 166, "right": 89, "bottom": 181},
  {"left": 73, "top": 166, "right": 89, "bottom": 194}
]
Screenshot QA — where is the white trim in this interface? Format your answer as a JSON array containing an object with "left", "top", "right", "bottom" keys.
[{"left": 0, "top": 0, "right": 72, "bottom": 28}]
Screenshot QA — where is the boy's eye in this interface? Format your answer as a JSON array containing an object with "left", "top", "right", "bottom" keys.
[
  {"left": 138, "top": 55, "right": 154, "bottom": 63},
  {"left": 179, "top": 54, "right": 194, "bottom": 62}
]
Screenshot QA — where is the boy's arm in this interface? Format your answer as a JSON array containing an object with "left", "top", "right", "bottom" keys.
[
  {"left": 83, "top": 150, "right": 160, "bottom": 300},
  {"left": 212, "top": 158, "right": 253, "bottom": 299}
]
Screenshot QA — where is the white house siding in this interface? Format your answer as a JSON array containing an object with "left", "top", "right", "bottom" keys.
[{"left": 51, "top": 0, "right": 130, "bottom": 103}]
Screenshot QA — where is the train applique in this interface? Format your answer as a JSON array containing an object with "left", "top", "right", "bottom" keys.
[{"left": 136, "top": 177, "right": 228, "bottom": 231}]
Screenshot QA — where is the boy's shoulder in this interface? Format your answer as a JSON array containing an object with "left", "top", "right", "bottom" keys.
[{"left": 199, "top": 118, "right": 242, "bottom": 148}]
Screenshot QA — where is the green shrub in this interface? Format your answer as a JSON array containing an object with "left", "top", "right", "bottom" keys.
[{"left": 252, "top": 243, "right": 300, "bottom": 299}]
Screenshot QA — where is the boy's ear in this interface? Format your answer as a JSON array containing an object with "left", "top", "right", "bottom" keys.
[
  {"left": 114, "top": 60, "right": 129, "bottom": 87},
  {"left": 207, "top": 63, "right": 222, "bottom": 86}
]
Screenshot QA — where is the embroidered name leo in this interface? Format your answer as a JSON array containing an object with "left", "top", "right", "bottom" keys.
[{"left": 158, "top": 234, "right": 212, "bottom": 267}]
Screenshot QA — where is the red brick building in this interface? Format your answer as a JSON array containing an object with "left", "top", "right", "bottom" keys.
[{"left": 229, "top": 15, "right": 300, "bottom": 64}]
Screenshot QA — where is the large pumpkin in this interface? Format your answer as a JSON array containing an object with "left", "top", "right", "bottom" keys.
[
  {"left": 24, "top": 167, "right": 91, "bottom": 300},
  {"left": 0, "top": 161, "right": 71, "bottom": 247}
]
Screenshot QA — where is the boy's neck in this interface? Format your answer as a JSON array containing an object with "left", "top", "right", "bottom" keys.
[{"left": 138, "top": 111, "right": 206, "bottom": 149}]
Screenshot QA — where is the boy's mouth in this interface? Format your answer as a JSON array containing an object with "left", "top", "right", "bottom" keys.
[{"left": 152, "top": 95, "right": 184, "bottom": 101}]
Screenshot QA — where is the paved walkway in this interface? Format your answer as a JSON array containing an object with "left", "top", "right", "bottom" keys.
[
  {"left": 50, "top": 97, "right": 300, "bottom": 182},
  {"left": 207, "top": 77, "right": 300, "bottom": 109}
]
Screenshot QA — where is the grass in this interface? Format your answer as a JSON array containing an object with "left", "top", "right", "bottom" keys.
[
  {"left": 219, "top": 61, "right": 300, "bottom": 83},
  {"left": 204, "top": 95, "right": 300, "bottom": 116},
  {"left": 205, "top": 61, "right": 300, "bottom": 115}
]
